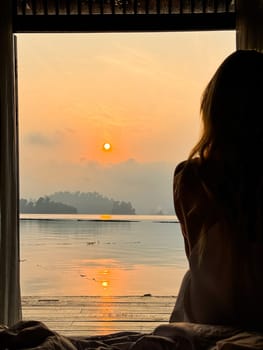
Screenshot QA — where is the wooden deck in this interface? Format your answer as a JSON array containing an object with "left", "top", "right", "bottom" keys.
[{"left": 22, "top": 296, "right": 176, "bottom": 336}]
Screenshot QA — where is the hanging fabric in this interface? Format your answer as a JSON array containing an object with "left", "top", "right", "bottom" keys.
[
  {"left": 236, "top": 0, "right": 263, "bottom": 51},
  {"left": 0, "top": 1, "right": 22, "bottom": 326}
]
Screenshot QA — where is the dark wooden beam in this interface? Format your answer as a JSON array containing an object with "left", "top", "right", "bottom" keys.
[{"left": 13, "top": 12, "right": 235, "bottom": 32}]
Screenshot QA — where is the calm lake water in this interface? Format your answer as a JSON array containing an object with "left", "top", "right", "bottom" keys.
[{"left": 20, "top": 214, "right": 188, "bottom": 297}]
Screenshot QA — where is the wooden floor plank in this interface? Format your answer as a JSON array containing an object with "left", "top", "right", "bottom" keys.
[{"left": 22, "top": 296, "right": 176, "bottom": 336}]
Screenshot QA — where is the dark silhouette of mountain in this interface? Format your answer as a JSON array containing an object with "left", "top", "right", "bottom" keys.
[
  {"left": 49, "top": 191, "right": 136, "bottom": 214},
  {"left": 20, "top": 197, "right": 77, "bottom": 214}
]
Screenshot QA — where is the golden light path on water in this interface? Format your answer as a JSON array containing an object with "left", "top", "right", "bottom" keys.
[{"left": 19, "top": 214, "right": 187, "bottom": 297}]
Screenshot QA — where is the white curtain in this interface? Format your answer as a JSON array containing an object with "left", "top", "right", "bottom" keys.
[
  {"left": 236, "top": 0, "right": 263, "bottom": 51},
  {"left": 0, "top": 1, "right": 22, "bottom": 325}
]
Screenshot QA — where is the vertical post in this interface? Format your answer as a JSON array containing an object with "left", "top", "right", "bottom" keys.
[
  {"left": 0, "top": 1, "right": 22, "bottom": 325},
  {"left": 236, "top": 0, "right": 263, "bottom": 51}
]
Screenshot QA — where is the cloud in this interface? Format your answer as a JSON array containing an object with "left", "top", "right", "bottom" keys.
[
  {"left": 25, "top": 132, "right": 60, "bottom": 147},
  {"left": 83, "top": 159, "right": 175, "bottom": 214},
  {"left": 95, "top": 43, "right": 165, "bottom": 81},
  {"left": 20, "top": 158, "right": 177, "bottom": 214}
]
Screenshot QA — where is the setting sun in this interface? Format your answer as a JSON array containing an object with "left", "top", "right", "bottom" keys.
[{"left": 103, "top": 143, "right": 111, "bottom": 151}]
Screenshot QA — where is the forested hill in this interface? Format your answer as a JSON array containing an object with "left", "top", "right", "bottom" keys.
[
  {"left": 49, "top": 191, "right": 136, "bottom": 214},
  {"left": 20, "top": 197, "right": 77, "bottom": 214},
  {"left": 20, "top": 192, "right": 136, "bottom": 214}
]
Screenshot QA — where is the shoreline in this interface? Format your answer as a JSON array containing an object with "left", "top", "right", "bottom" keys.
[
  {"left": 19, "top": 214, "right": 179, "bottom": 223},
  {"left": 22, "top": 295, "right": 178, "bottom": 299},
  {"left": 20, "top": 218, "right": 178, "bottom": 223}
]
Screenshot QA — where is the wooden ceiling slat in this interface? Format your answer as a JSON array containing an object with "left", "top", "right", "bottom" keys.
[
  {"left": 13, "top": 0, "right": 235, "bottom": 32},
  {"left": 15, "top": 0, "right": 235, "bottom": 15}
]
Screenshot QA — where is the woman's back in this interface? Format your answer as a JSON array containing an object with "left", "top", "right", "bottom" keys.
[
  {"left": 173, "top": 159, "right": 263, "bottom": 329},
  {"left": 189, "top": 221, "right": 263, "bottom": 329}
]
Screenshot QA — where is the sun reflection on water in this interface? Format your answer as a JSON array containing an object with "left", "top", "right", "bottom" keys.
[
  {"left": 100, "top": 214, "right": 112, "bottom": 220},
  {"left": 99, "top": 269, "right": 110, "bottom": 290}
]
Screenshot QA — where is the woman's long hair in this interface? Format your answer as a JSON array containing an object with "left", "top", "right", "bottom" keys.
[{"left": 189, "top": 50, "right": 263, "bottom": 242}]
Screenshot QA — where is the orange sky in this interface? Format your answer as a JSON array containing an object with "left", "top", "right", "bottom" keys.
[{"left": 17, "top": 31, "right": 235, "bottom": 213}]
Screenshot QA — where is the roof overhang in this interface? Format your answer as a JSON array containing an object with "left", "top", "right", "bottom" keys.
[{"left": 13, "top": 0, "right": 236, "bottom": 32}]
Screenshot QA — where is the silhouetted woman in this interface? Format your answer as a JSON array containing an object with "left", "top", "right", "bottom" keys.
[{"left": 169, "top": 50, "right": 263, "bottom": 330}]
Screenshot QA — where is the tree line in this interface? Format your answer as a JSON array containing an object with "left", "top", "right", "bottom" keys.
[
  {"left": 20, "top": 191, "right": 136, "bottom": 214},
  {"left": 20, "top": 197, "right": 77, "bottom": 214}
]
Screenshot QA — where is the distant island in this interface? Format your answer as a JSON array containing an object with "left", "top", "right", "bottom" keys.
[
  {"left": 20, "top": 191, "right": 136, "bottom": 215},
  {"left": 20, "top": 197, "right": 77, "bottom": 214}
]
